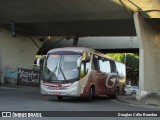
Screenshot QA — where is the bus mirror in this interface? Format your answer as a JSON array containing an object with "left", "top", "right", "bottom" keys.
[
  {"left": 37, "top": 57, "right": 41, "bottom": 67},
  {"left": 77, "top": 56, "right": 82, "bottom": 68},
  {"left": 36, "top": 55, "right": 46, "bottom": 67},
  {"left": 102, "top": 58, "right": 105, "bottom": 62}
]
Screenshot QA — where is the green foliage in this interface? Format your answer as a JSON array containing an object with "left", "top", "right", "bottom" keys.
[
  {"left": 107, "top": 53, "right": 125, "bottom": 62},
  {"left": 107, "top": 53, "right": 139, "bottom": 69},
  {"left": 126, "top": 53, "right": 139, "bottom": 69}
]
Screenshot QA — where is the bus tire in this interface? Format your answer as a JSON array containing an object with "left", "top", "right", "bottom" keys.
[
  {"left": 110, "top": 87, "right": 119, "bottom": 99},
  {"left": 87, "top": 87, "right": 94, "bottom": 101},
  {"left": 57, "top": 96, "right": 63, "bottom": 100}
]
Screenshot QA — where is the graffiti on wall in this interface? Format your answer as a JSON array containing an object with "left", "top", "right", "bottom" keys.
[{"left": 17, "top": 68, "right": 40, "bottom": 87}]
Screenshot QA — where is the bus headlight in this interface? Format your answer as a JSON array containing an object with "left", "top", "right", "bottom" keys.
[{"left": 67, "top": 81, "right": 79, "bottom": 89}]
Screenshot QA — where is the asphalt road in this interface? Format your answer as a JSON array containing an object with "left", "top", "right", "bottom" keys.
[{"left": 0, "top": 86, "right": 159, "bottom": 120}]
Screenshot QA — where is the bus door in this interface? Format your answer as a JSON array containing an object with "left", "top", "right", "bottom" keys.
[
  {"left": 107, "top": 61, "right": 118, "bottom": 93},
  {"left": 92, "top": 55, "right": 106, "bottom": 95},
  {"left": 98, "top": 57, "right": 111, "bottom": 95}
]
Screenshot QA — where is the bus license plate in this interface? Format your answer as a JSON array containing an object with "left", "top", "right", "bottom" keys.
[{"left": 53, "top": 92, "right": 60, "bottom": 95}]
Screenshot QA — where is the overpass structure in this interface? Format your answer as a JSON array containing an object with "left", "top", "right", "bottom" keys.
[
  {"left": 0, "top": 0, "right": 160, "bottom": 99},
  {"left": 39, "top": 36, "right": 139, "bottom": 54}
]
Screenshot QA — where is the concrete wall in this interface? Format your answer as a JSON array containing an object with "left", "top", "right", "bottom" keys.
[
  {"left": 0, "top": 29, "right": 44, "bottom": 83},
  {"left": 134, "top": 12, "right": 160, "bottom": 99}
]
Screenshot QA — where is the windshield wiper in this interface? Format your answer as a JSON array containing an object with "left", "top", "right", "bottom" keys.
[
  {"left": 57, "top": 55, "right": 67, "bottom": 81},
  {"left": 59, "top": 63, "right": 67, "bottom": 81},
  {"left": 53, "top": 63, "right": 58, "bottom": 73}
]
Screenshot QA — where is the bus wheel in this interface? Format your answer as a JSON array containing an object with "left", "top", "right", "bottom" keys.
[
  {"left": 111, "top": 88, "right": 119, "bottom": 99},
  {"left": 87, "top": 87, "right": 94, "bottom": 101},
  {"left": 57, "top": 96, "right": 63, "bottom": 100}
]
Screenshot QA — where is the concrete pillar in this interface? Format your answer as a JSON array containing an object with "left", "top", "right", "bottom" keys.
[
  {"left": 0, "top": 29, "right": 44, "bottom": 83},
  {"left": 134, "top": 12, "right": 160, "bottom": 99}
]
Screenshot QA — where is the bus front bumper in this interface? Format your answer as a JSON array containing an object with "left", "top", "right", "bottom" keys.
[{"left": 41, "top": 85, "right": 80, "bottom": 97}]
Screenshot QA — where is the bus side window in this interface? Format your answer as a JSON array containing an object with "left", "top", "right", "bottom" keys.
[
  {"left": 99, "top": 57, "right": 111, "bottom": 73},
  {"left": 110, "top": 61, "right": 117, "bottom": 73}
]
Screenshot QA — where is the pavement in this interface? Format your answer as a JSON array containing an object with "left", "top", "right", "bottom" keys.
[
  {"left": 118, "top": 94, "right": 160, "bottom": 110},
  {"left": 1, "top": 84, "right": 160, "bottom": 110},
  {"left": 0, "top": 83, "right": 39, "bottom": 90}
]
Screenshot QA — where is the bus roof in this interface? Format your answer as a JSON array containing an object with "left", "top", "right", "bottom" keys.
[
  {"left": 47, "top": 47, "right": 124, "bottom": 64},
  {"left": 48, "top": 47, "right": 95, "bottom": 54}
]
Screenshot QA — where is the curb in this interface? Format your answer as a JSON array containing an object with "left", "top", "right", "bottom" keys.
[
  {"left": 117, "top": 98, "right": 140, "bottom": 106},
  {"left": 117, "top": 96, "right": 160, "bottom": 110},
  {"left": 0, "top": 84, "right": 39, "bottom": 90}
]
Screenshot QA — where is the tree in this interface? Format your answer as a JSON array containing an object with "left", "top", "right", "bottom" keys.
[
  {"left": 107, "top": 53, "right": 139, "bottom": 85},
  {"left": 107, "top": 53, "right": 139, "bottom": 69}
]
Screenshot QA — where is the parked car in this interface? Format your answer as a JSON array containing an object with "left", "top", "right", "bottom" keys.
[
  {"left": 125, "top": 85, "right": 133, "bottom": 95},
  {"left": 125, "top": 85, "right": 139, "bottom": 95},
  {"left": 131, "top": 86, "right": 139, "bottom": 94}
]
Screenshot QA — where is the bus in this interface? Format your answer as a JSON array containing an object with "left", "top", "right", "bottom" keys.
[{"left": 37, "top": 47, "right": 126, "bottom": 100}]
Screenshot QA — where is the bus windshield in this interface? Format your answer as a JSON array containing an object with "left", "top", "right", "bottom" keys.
[{"left": 42, "top": 54, "right": 81, "bottom": 82}]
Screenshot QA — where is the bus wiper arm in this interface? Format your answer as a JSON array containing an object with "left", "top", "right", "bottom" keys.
[
  {"left": 59, "top": 64, "right": 67, "bottom": 81},
  {"left": 53, "top": 63, "right": 58, "bottom": 73}
]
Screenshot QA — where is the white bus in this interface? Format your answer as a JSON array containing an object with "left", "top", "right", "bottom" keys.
[{"left": 37, "top": 47, "right": 126, "bottom": 100}]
